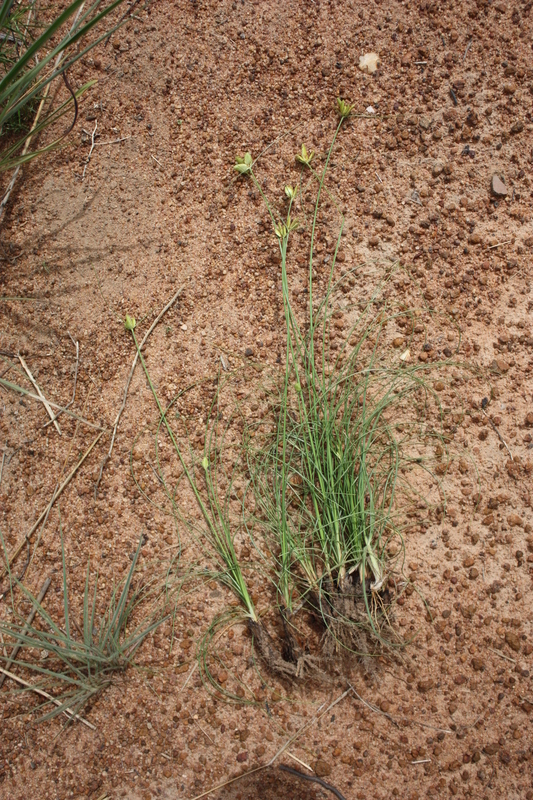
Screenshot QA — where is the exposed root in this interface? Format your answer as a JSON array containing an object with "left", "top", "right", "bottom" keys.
[
  {"left": 248, "top": 571, "right": 398, "bottom": 680},
  {"left": 321, "top": 617, "right": 373, "bottom": 663},
  {"left": 248, "top": 619, "right": 320, "bottom": 679},
  {"left": 302, "top": 573, "right": 397, "bottom": 665},
  {"left": 248, "top": 619, "right": 299, "bottom": 677},
  {"left": 279, "top": 605, "right": 306, "bottom": 662}
]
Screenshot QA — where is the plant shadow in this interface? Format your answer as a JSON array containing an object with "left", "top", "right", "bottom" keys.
[{"left": 210, "top": 765, "right": 339, "bottom": 800}]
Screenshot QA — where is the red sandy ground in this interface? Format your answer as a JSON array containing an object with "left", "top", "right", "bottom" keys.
[{"left": 1, "top": 1, "right": 532, "bottom": 799}]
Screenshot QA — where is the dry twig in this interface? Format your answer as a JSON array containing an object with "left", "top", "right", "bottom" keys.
[
  {"left": 82, "top": 120, "right": 98, "bottom": 180},
  {"left": 487, "top": 240, "right": 512, "bottom": 250},
  {"left": 285, "top": 751, "right": 313, "bottom": 772},
  {"left": 94, "top": 135, "right": 131, "bottom": 146},
  {"left": 352, "top": 680, "right": 452, "bottom": 734},
  {"left": 488, "top": 646, "right": 516, "bottom": 664},
  {"left": 482, "top": 409, "right": 513, "bottom": 459},
  {"left": 18, "top": 354, "right": 61, "bottom": 435},
  {"left": 0, "top": 431, "right": 104, "bottom": 579},
  {"left": 193, "top": 719, "right": 216, "bottom": 746},
  {"left": 279, "top": 765, "right": 346, "bottom": 800},
  {"left": 179, "top": 661, "right": 197, "bottom": 692},
  {"left": 349, "top": 681, "right": 399, "bottom": 727},
  {"left": 43, "top": 333, "right": 79, "bottom": 430}
]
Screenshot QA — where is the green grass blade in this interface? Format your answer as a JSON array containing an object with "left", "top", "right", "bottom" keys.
[{"left": 0, "top": 0, "right": 15, "bottom": 30}]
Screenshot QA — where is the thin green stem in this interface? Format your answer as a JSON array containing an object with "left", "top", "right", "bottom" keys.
[{"left": 127, "top": 327, "right": 257, "bottom": 623}]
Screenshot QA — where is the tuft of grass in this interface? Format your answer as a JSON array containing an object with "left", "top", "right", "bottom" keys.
[
  {"left": 123, "top": 99, "right": 453, "bottom": 686},
  {"left": 0, "top": 531, "right": 169, "bottom": 723},
  {"left": 235, "top": 100, "right": 446, "bottom": 655},
  {"left": 0, "top": 0, "right": 128, "bottom": 173}
]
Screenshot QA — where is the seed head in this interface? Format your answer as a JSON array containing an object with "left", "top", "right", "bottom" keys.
[
  {"left": 295, "top": 144, "right": 314, "bottom": 166},
  {"left": 336, "top": 97, "right": 354, "bottom": 119},
  {"left": 234, "top": 152, "right": 253, "bottom": 175}
]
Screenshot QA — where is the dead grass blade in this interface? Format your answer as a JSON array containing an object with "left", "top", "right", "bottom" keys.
[
  {"left": 18, "top": 354, "right": 61, "bottom": 435},
  {"left": 0, "top": 376, "right": 105, "bottom": 430},
  {"left": 0, "top": 430, "right": 104, "bottom": 579}
]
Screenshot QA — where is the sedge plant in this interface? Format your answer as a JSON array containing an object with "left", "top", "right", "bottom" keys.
[
  {"left": 124, "top": 317, "right": 315, "bottom": 683},
  {"left": 120, "top": 98, "right": 449, "bottom": 684},
  {"left": 236, "top": 98, "right": 444, "bottom": 655}
]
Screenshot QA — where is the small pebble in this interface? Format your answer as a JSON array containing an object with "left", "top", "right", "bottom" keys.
[
  {"left": 358, "top": 52, "right": 380, "bottom": 74},
  {"left": 490, "top": 358, "right": 510, "bottom": 373},
  {"left": 505, "top": 631, "right": 521, "bottom": 652},
  {"left": 491, "top": 174, "right": 508, "bottom": 197},
  {"left": 313, "top": 759, "right": 332, "bottom": 777}
]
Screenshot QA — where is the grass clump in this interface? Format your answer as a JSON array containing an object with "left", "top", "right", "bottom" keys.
[
  {"left": 236, "top": 101, "right": 445, "bottom": 660},
  {"left": 123, "top": 99, "right": 449, "bottom": 688},
  {"left": 0, "top": 0, "right": 127, "bottom": 173},
  {"left": 0, "top": 532, "right": 169, "bottom": 724}
]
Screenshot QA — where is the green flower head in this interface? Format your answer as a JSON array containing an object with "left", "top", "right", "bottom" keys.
[
  {"left": 274, "top": 214, "right": 299, "bottom": 240},
  {"left": 234, "top": 152, "right": 253, "bottom": 175},
  {"left": 124, "top": 314, "right": 136, "bottom": 331},
  {"left": 295, "top": 144, "right": 314, "bottom": 166},
  {"left": 275, "top": 221, "right": 288, "bottom": 239},
  {"left": 336, "top": 97, "right": 354, "bottom": 119}
]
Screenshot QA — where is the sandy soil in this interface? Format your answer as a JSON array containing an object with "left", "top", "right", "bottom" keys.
[{"left": 1, "top": 1, "right": 533, "bottom": 799}]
